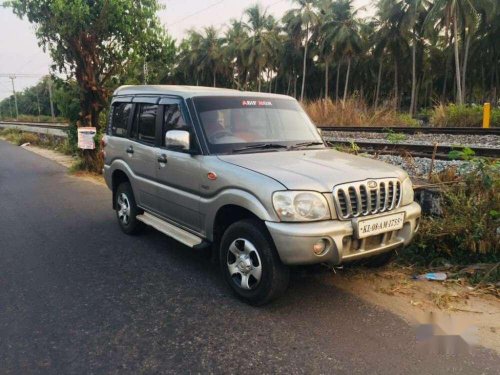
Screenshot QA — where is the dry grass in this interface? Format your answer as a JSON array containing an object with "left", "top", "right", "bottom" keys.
[{"left": 304, "top": 98, "right": 419, "bottom": 127}]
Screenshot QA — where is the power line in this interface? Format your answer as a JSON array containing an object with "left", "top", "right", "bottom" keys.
[{"left": 168, "top": 0, "right": 225, "bottom": 27}]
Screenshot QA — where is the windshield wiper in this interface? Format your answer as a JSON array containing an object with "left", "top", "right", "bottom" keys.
[
  {"left": 232, "top": 143, "right": 289, "bottom": 153},
  {"left": 289, "top": 141, "right": 325, "bottom": 149}
]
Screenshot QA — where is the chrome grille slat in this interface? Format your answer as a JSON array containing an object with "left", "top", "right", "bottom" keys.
[{"left": 333, "top": 178, "right": 402, "bottom": 220}]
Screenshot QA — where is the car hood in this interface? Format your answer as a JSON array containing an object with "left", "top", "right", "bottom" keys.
[{"left": 217, "top": 149, "right": 407, "bottom": 192}]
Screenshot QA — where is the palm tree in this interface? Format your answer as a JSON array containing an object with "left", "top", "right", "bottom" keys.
[
  {"left": 242, "top": 4, "right": 279, "bottom": 91},
  {"left": 425, "top": 0, "right": 493, "bottom": 105},
  {"left": 225, "top": 19, "right": 249, "bottom": 89},
  {"left": 401, "top": 0, "right": 429, "bottom": 114},
  {"left": 284, "top": 0, "right": 319, "bottom": 101},
  {"left": 375, "top": 0, "right": 409, "bottom": 108},
  {"left": 327, "top": 0, "right": 361, "bottom": 106}
]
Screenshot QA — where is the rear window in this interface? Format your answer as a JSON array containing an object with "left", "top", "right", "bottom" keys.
[
  {"left": 111, "top": 103, "right": 132, "bottom": 137},
  {"left": 131, "top": 104, "right": 158, "bottom": 144}
]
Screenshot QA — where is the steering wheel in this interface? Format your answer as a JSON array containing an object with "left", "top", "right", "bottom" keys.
[{"left": 209, "top": 130, "right": 234, "bottom": 142}]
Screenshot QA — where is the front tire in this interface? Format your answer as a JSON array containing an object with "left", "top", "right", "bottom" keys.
[
  {"left": 115, "top": 182, "right": 144, "bottom": 235},
  {"left": 219, "top": 219, "right": 289, "bottom": 306}
]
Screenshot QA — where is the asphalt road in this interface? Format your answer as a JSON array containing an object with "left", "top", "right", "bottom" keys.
[{"left": 0, "top": 140, "right": 498, "bottom": 374}]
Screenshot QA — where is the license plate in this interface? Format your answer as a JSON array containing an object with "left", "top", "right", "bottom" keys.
[{"left": 356, "top": 212, "right": 405, "bottom": 239}]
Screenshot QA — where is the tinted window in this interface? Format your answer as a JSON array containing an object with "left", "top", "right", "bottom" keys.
[
  {"left": 111, "top": 103, "right": 132, "bottom": 137},
  {"left": 164, "top": 104, "right": 187, "bottom": 132},
  {"left": 131, "top": 104, "right": 158, "bottom": 144}
]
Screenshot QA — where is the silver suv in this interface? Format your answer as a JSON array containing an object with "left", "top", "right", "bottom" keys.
[{"left": 103, "top": 85, "right": 421, "bottom": 305}]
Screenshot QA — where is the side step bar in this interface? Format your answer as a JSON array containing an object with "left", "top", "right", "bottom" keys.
[{"left": 136, "top": 212, "right": 207, "bottom": 249}]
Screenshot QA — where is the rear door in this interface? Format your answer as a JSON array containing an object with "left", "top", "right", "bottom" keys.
[
  {"left": 126, "top": 97, "right": 161, "bottom": 213},
  {"left": 155, "top": 98, "right": 203, "bottom": 232}
]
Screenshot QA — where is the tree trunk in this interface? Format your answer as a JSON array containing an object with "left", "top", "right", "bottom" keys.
[
  {"left": 375, "top": 59, "right": 383, "bottom": 108},
  {"left": 257, "top": 65, "right": 262, "bottom": 92},
  {"left": 300, "top": 22, "right": 309, "bottom": 102},
  {"left": 394, "top": 60, "right": 398, "bottom": 110},
  {"left": 342, "top": 57, "right": 351, "bottom": 108},
  {"left": 325, "top": 59, "right": 329, "bottom": 102},
  {"left": 410, "top": 34, "right": 417, "bottom": 115},
  {"left": 461, "top": 32, "right": 471, "bottom": 103},
  {"left": 453, "top": 10, "right": 463, "bottom": 105},
  {"left": 335, "top": 61, "right": 341, "bottom": 101},
  {"left": 287, "top": 75, "right": 291, "bottom": 95},
  {"left": 213, "top": 71, "right": 216, "bottom": 87}
]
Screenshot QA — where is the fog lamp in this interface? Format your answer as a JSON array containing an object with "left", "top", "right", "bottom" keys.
[{"left": 313, "top": 239, "right": 328, "bottom": 255}]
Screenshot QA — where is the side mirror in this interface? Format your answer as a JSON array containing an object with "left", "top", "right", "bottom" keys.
[{"left": 165, "top": 130, "right": 190, "bottom": 152}]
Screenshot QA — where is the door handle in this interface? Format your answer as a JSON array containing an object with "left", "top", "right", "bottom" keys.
[
  {"left": 157, "top": 154, "right": 167, "bottom": 164},
  {"left": 126, "top": 146, "right": 134, "bottom": 154}
]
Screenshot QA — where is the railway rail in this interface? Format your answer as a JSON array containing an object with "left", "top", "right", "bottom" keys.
[{"left": 326, "top": 140, "right": 500, "bottom": 160}]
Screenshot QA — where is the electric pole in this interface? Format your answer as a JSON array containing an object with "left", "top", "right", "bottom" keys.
[
  {"left": 47, "top": 77, "right": 55, "bottom": 121},
  {"left": 9, "top": 75, "right": 19, "bottom": 120}
]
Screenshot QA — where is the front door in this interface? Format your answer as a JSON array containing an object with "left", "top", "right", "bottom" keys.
[{"left": 155, "top": 99, "right": 203, "bottom": 232}]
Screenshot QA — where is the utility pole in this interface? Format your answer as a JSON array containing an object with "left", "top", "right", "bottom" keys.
[
  {"left": 47, "top": 77, "right": 55, "bottom": 121},
  {"left": 9, "top": 75, "right": 19, "bottom": 120},
  {"left": 36, "top": 87, "right": 41, "bottom": 122}
]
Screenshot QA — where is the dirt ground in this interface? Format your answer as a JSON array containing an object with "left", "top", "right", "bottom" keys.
[
  {"left": 330, "top": 265, "right": 500, "bottom": 354},
  {"left": 13, "top": 140, "right": 500, "bottom": 354}
]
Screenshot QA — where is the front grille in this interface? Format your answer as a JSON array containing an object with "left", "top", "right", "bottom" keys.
[{"left": 333, "top": 178, "right": 401, "bottom": 219}]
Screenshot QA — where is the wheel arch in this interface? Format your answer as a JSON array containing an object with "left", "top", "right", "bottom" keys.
[{"left": 111, "top": 169, "right": 131, "bottom": 209}]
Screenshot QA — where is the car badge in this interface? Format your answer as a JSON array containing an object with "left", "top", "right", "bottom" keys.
[{"left": 367, "top": 180, "right": 377, "bottom": 189}]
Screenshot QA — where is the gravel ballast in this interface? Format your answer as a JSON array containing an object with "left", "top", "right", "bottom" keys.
[{"left": 323, "top": 131, "right": 500, "bottom": 149}]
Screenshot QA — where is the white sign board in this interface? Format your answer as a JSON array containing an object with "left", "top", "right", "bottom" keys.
[{"left": 77, "top": 127, "right": 96, "bottom": 150}]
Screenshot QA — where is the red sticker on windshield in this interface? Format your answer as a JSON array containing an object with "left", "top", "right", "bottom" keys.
[{"left": 241, "top": 100, "right": 272, "bottom": 107}]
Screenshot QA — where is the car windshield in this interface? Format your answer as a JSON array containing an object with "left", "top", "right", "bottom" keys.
[{"left": 193, "top": 96, "right": 324, "bottom": 154}]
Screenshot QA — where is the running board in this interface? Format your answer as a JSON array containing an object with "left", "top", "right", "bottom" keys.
[{"left": 136, "top": 212, "right": 204, "bottom": 248}]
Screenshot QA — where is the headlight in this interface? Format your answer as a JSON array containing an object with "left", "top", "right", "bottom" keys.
[
  {"left": 272, "top": 191, "right": 331, "bottom": 222},
  {"left": 400, "top": 177, "right": 415, "bottom": 206}
]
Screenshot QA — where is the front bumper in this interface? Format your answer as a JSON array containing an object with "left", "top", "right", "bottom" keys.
[{"left": 266, "top": 201, "right": 421, "bottom": 265}]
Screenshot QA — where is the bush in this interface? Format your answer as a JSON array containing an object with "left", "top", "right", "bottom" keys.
[
  {"left": 404, "top": 158, "right": 500, "bottom": 266},
  {"left": 305, "top": 98, "right": 420, "bottom": 127},
  {"left": 430, "top": 103, "right": 500, "bottom": 127}
]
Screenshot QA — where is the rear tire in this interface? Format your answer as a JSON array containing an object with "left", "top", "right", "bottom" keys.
[
  {"left": 115, "top": 182, "right": 144, "bottom": 235},
  {"left": 219, "top": 219, "right": 289, "bottom": 306}
]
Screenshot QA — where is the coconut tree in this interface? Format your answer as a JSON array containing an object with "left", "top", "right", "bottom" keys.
[
  {"left": 375, "top": 0, "right": 409, "bottom": 108},
  {"left": 284, "top": 0, "right": 319, "bottom": 101},
  {"left": 425, "top": 0, "right": 493, "bottom": 105},
  {"left": 242, "top": 4, "right": 279, "bottom": 91},
  {"left": 327, "top": 0, "right": 362, "bottom": 106}
]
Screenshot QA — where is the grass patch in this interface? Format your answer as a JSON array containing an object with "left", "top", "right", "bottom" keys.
[
  {"left": 0, "top": 114, "right": 67, "bottom": 123},
  {"left": 305, "top": 98, "right": 419, "bottom": 127},
  {"left": 430, "top": 103, "right": 500, "bottom": 127},
  {"left": 0, "top": 128, "right": 76, "bottom": 156}
]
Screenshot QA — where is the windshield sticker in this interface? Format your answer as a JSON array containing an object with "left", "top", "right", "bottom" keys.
[{"left": 241, "top": 100, "right": 273, "bottom": 107}]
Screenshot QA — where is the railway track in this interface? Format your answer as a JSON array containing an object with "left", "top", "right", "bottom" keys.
[
  {"left": 319, "top": 126, "right": 500, "bottom": 136},
  {"left": 326, "top": 140, "right": 500, "bottom": 159},
  {"left": 1, "top": 121, "right": 498, "bottom": 159}
]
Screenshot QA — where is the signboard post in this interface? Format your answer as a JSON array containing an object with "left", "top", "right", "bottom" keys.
[{"left": 77, "top": 127, "right": 97, "bottom": 150}]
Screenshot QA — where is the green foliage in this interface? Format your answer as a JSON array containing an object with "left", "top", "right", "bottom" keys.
[
  {"left": 0, "top": 128, "right": 72, "bottom": 154},
  {"left": 448, "top": 146, "right": 476, "bottom": 161},
  {"left": 431, "top": 104, "right": 500, "bottom": 127},
  {"left": 385, "top": 128, "right": 407, "bottom": 143},
  {"left": 405, "top": 158, "right": 500, "bottom": 266},
  {"left": 0, "top": 76, "right": 57, "bottom": 120},
  {"left": 8, "top": 0, "right": 171, "bottom": 129}
]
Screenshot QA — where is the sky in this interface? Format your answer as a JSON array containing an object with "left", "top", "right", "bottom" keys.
[{"left": 0, "top": 0, "right": 373, "bottom": 100}]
